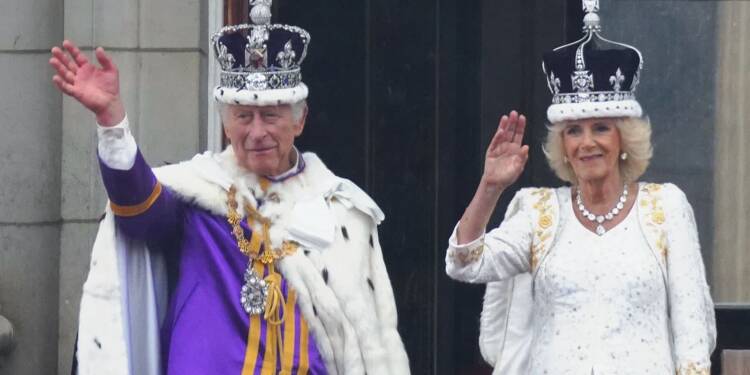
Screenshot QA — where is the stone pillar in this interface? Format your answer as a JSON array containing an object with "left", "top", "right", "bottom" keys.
[
  {"left": 0, "top": 0, "right": 63, "bottom": 374},
  {"left": 58, "top": 0, "right": 205, "bottom": 373},
  {"left": 713, "top": 2, "right": 750, "bottom": 304}
]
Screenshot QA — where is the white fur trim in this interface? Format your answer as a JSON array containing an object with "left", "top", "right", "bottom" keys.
[
  {"left": 547, "top": 99, "right": 642, "bottom": 123},
  {"left": 77, "top": 208, "right": 130, "bottom": 375},
  {"left": 213, "top": 83, "right": 308, "bottom": 106},
  {"left": 78, "top": 147, "right": 409, "bottom": 375}
]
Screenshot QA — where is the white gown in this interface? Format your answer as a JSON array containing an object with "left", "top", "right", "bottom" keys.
[
  {"left": 533, "top": 196, "right": 672, "bottom": 374},
  {"left": 445, "top": 183, "right": 716, "bottom": 375}
]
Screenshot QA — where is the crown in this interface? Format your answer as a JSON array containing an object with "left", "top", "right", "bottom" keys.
[
  {"left": 542, "top": 0, "right": 644, "bottom": 123},
  {"left": 211, "top": 0, "right": 311, "bottom": 106}
]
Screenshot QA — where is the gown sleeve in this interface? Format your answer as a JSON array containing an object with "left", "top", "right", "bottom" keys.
[
  {"left": 663, "top": 183, "right": 716, "bottom": 374},
  {"left": 445, "top": 189, "right": 535, "bottom": 283}
]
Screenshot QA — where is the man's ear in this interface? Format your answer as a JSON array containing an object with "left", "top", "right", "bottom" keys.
[
  {"left": 223, "top": 120, "right": 231, "bottom": 141},
  {"left": 294, "top": 104, "right": 308, "bottom": 137}
]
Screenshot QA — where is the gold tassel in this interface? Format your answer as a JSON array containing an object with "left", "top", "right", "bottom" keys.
[{"left": 263, "top": 267, "right": 285, "bottom": 325}]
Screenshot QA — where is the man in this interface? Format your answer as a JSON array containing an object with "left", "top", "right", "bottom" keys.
[{"left": 49, "top": 1, "right": 410, "bottom": 374}]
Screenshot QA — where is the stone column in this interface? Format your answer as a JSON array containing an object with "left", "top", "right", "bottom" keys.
[
  {"left": 58, "top": 0, "right": 205, "bottom": 373},
  {"left": 713, "top": 2, "right": 750, "bottom": 304},
  {"left": 0, "top": 0, "right": 63, "bottom": 374}
]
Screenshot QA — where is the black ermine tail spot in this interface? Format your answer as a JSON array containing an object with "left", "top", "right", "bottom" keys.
[{"left": 341, "top": 226, "right": 349, "bottom": 240}]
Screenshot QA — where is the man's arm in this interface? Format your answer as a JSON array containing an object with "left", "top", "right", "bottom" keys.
[{"left": 51, "top": 40, "right": 181, "bottom": 241}]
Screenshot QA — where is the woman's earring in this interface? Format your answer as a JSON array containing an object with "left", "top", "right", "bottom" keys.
[
  {"left": 620, "top": 152, "right": 628, "bottom": 161},
  {"left": 563, "top": 156, "right": 569, "bottom": 163}
]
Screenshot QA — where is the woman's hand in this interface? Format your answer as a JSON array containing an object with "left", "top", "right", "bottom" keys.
[
  {"left": 455, "top": 110, "right": 529, "bottom": 244},
  {"left": 482, "top": 110, "right": 529, "bottom": 192},
  {"left": 49, "top": 40, "right": 125, "bottom": 126}
]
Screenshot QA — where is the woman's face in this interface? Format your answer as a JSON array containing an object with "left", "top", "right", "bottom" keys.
[{"left": 562, "top": 118, "right": 622, "bottom": 184}]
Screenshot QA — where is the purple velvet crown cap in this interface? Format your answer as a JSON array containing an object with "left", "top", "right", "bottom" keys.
[
  {"left": 541, "top": 0, "right": 644, "bottom": 123},
  {"left": 211, "top": 0, "right": 310, "bottom": 106}
]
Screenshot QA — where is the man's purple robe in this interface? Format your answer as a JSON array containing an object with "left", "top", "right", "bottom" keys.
[{"left": 100, "top": 150, "right": 326, "bottom": 374}]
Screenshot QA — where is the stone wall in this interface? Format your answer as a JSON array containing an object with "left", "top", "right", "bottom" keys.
[
  {"left": 0, "top": 0, "right": 206, "bottom": 373},
  {"left": 0, "top": 0, "right": 63, "bottom": 373}
]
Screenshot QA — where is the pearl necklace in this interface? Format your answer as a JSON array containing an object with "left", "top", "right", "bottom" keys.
[{"left": 576, "top": 184, "right": 628, "bottom": 236}]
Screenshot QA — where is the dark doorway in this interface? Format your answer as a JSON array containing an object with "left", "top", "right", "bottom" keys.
[{"left": 271, "top": 0, "right": 748, "bottom": 373}]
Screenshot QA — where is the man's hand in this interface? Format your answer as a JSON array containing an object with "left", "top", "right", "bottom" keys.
[{"left": 49, "top": 40, "right": 125, "bottom": 126}]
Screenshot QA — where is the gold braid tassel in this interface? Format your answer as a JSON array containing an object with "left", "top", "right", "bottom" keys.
[
  {"left": 263, "top": 264, "right": 286, "bottom": 363},
  {"left": 263, "top": 268, "right": 285, "bottom": 325}
]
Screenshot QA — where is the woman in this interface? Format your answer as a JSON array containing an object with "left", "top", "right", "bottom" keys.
[{"left": 445, "top": 4, "right": 716, "bottom": 375}]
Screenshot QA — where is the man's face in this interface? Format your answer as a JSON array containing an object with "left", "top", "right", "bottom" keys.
[{"left": 223, "top": 104, "right": 306, "bottom": 176}]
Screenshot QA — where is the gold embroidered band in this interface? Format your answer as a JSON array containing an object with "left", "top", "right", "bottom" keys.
[{"left": 110, "top": 182, "right": 163, "bottom": 217}]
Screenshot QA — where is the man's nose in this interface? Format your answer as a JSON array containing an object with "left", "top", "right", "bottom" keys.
[{"left": 247, "top": 118, "right": 267, "bottom": 139}]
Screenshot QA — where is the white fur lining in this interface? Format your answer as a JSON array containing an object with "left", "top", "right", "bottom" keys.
[
  {"left": 213, "top": 83, "right": 309, "bottom": 106},
  {"left": 77, "top": 147, "right": 409, "bottom": 375},
  {"left": 547, "top": 99, "right": 642, "bottom": 123}
]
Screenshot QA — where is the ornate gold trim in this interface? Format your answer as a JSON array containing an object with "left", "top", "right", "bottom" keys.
[
  {"left": 531, "top": 189, "right": 554, "bottom": 272},
  {"left": 110, "top": 182, "right": 163, "bottom": 217},
  {"left": 640, "top": 183, "right": 668, "bottom": 261},
  {"left": 226, "top": 185, "right": 298, "bottom": 262},
  {"left": 676, "top": 362, "right": 710, "bottom": 375},
  {"left": 449, "top": 243, "right": 484, "bottom": 266}
]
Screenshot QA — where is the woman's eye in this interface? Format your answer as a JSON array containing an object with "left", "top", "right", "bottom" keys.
[
  {"left": 565, "top": 127, "right": 581, "bottom": 135},
  {"left": 594, "top": 125, "right": 611, "bottom": 133}
]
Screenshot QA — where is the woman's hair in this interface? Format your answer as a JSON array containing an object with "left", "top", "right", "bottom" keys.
[{"left": 542, "top": 117, "right": 653, "bottom": 184}]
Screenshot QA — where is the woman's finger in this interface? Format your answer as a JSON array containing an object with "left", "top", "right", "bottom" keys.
[
  {"left": 512, "top": 114, "right": 527, "bottom": 144},
  {"left": 507, "top": 111, "right": 518, "bottom": 139},
  {"left": 488, "top": 115, "right": 510, "bottom": 152}
]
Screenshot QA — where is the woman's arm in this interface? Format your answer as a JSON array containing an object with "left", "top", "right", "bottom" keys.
[
  {"left": 456, "top": 111, "right": 529, "bottom": 244},
  {"left": 446, "top": 111, "right": 532, "bottom": 283},
  {"left": 446, "top": 188, "right": 534, "bottom": 283}
]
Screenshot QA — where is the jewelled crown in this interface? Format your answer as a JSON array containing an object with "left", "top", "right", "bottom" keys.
[
  {"left": 211, "top": 0, "right": 310, "bottom": 106},
  {"left": 542, "top": 0, "right": 643, "bottom": 123}
]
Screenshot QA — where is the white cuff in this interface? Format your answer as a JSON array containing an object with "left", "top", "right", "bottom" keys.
[
  {"left": 97, "top": 115, "right": 137, "bottom": 170},
  {"left": 448, "top": 222, "right": 485, "bottom": 249},
  {"left": 447, "top": 222, "right": 485, "bottom": 266}
]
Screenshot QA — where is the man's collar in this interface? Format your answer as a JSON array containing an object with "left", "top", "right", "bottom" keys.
[{"left": 265, "top": 146, "right": 305, "bottom": 182}]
